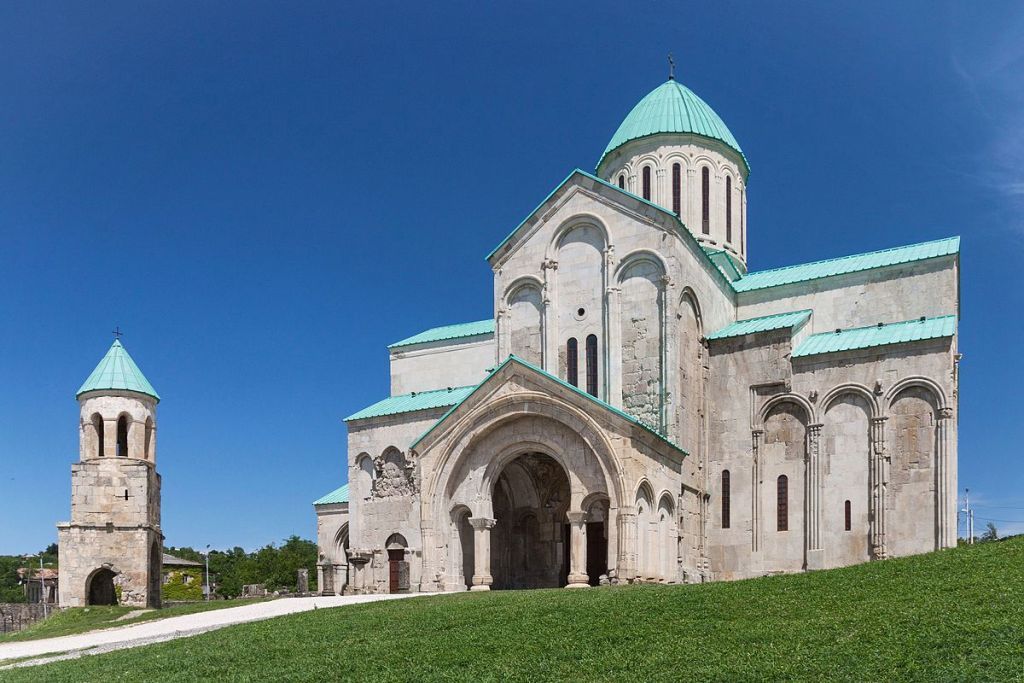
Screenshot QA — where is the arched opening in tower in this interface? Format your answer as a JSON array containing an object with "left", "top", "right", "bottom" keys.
[
  {"left": 116, "top": 416, "right": 129, "bottom": 457},
  {"left": 491, "top": 452, "right": 570, "bottom": 590},
  {"left": 86, "top": 568, "right": 117, "bottom": 606}
]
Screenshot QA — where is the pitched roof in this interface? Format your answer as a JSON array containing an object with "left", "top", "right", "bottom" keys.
[
  {"left": 701, "top": 246, "right": 745, "bottom": 281},
  {"left": 77, "top": 340, "right": 160, "bottom": 401},
  {"left": 411, "top": 355, "right": 688, "bottom": 457},
  {"left": 598, "top": 80, "right": 748, "bottom": 172},
  {"left": 162, "top": 553, "right": 203, "bottom": 567},
  {"left": 345, "top": 385, "right": 476, "bottom": 421},
  {"left": 734, "top": 237, "right": 960, "bottom": 293},
  {"left": 313, "top": 483, "right": 349, "bottom": 506},
  {"left": 707, "top": 309, "right": 813, "bottom": 340},
  {"left": 388, "top": 320, "right": 494, "bottom": 349},
  {"left": 792, "top": 315, "right": 956, "bottom": 358}
]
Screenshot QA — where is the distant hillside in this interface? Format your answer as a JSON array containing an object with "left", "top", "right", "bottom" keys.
[{"left": 9, "top": 538, "right": 1024, "bottom": 681}]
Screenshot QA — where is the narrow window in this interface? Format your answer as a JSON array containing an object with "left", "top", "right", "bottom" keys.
[
  {"left": 116, "top": 416, "right": 129, "bottom": 457},
  {"left": 672, "top": 163, "right": 681, "bottom": 215},
  {"left": 94, "top": 415, "right": 104, "bottom": 458},
  {"left": 721, "top": 470, "right": 731, "bottom": 529},
  {"left": 701, "top": 166, "right": 710, "bottom": 234},
  {"left": 726, "top": 176, "right": 732, "bottom": 243},
  {"left": 618, "top": 174, "right": 625, "bottom": 189},
  {"left": 585, "top": 334, "right": 598, "bottom": 397},
  {"left": 844, "top": 500, "right": 852, "bottom": 531},
  {"left": 642, "top": 166, "right": 652, "bottom": 200},
  {"left": 777, "top": 475, "right": 788, "bottom": 531},
  {"left": 566, "top": 338, "right": 578, "bottom": 387},
  {"left": 740, "top": 188, "right": 745, "bottom": 254}
]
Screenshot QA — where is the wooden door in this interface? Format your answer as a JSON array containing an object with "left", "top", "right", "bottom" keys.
[{"left": 388, "top": 548, "right": 404, "bottom": 593}]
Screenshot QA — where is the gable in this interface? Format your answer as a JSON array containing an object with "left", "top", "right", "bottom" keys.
[{"left": 410, "top": 355, "right": 688, "bottom": 459}]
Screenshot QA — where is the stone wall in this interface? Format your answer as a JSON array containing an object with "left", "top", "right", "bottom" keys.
[{"left": 0, "top": 603, "right": 59, "bottom": 634}]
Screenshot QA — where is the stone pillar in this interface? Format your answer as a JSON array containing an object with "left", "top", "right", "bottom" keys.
[
  {"left": 869, "top": 416, "right": 888, "bottom": 559},
  {"left": 566, "top": 511, "right": 589, "bottom": 588},
  {"left": 616, "top": 510, "right": 636, "bottom": 579},
  {"left": 806, "top": 424, "right": 824, "bottom": 569},
  {"left": 606, "top": 285, "right": 622, "bottom": 408},
  {"left": 655, "top": 167, "right": 666, "bottom": 205},
  {"left": 751, "top": 430, "right": 762, "bottom": 552},
  {"left": 937, "top": 408, "right": 955, "bottom": 549},
  {"left": 468, "top": 517, "right": 496, "bottom": 591},
  {"left": 541, "top": 259, "right": 558, "bottom": 373},
  {"left": 349, "top": 551, "right": 371, "bottom": 594}
]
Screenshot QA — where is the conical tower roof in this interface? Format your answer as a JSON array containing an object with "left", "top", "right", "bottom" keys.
[{"left": 77, "top": 340, "right": 160, "bottom": 401}]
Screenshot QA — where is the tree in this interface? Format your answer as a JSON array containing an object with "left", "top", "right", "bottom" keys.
[{"left": 980, "top": 522, "right": 998, "bottom": 542}]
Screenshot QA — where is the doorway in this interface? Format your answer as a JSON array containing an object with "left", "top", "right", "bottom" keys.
[{"left": 87, "top": 568, "right": 117, "bottom": 605}]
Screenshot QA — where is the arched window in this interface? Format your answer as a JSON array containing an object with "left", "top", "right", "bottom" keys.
[
  {"left": 776, "top": 475, "right": 788, "bottom": 531},
  {"left": 93, "top": 414, "right": 104, "bottom": 458},
  {"left": 740, "top": 187, "right": 745, "bottom": 254},
  {"left": 566, "top": 337, "right": 578, "bottom": 387},
  {"left": 726, "top": 176, "right": 732, "bottom": 243},
  {"left": 144, "top": 417, "right": 154, "bottom": 461},
  {"left": 672, "top": 163, "right": 681, "bottom": 215},
  {"left": 585, "top": 334, "right": 598, "bottom": 397},
  {"left": 618, "top": 174, "right": 625, "bottom": 189},
  {"left": 845, "top": 500, "right": 852, "bottom": 531},
  {"left": 721, "top": 470, "right": 731, "bottom": 529},
  {"left": 642, "top": 166, "right": 652, "bottom": 200},
  {"left": 116, "top": 416, "right": 129, "bottom": 457},
  {"left": 701, "top": 166, "right": 710, "bottom": 234}
]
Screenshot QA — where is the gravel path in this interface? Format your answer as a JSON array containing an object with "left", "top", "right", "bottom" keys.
[{"left": 0, "top": 594, "right": 427, "bottom": 668}]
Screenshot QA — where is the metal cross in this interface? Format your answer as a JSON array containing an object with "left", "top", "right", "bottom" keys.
[
  {"left": 668, "top": 52, "right": 676, "bottom": 80},
  {"left": 112, "top": 326, "right": 123, "bottom": 340}
]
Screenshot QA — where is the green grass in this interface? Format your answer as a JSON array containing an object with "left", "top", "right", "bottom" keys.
[
  {"left": 4, "top": 539, "right": 1024, "bottom": 682},
  {"left": 0, "top": 599, "right": 271, "bottom": 643}
]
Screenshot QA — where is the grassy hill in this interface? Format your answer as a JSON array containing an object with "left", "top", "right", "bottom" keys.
[{"left": 5, "top": 538, "right": 1023, "bottom": 682}]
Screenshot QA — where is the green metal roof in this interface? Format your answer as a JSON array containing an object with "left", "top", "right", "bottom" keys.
[
  {"left": 313, "top": 483, "right": 349, "bottom": 505},
  {"left": 707, "top": 309, "right": 813, "bottom": 341},
  {"left": 389, "top": 320, "right": 494, "bottom": 349},
  {"left": 734, "top": 237, "right": 960, "bottom": 293},
  {"left": 410, "top": 355, "right": 688, "bottom": 457},
  {"left": 792, "top": 315, "right": 956, "bottom": 358},
  {"left": 345, "top": 385, "right": 476, "bottom": 421},
  {"left": 598, "top": 80, "right": 747, "bottom": 172},
  {"left": 77, "top": 340, "right": 160, "bottom": 401},
  {"left": 701, "top": 247, "right": 745, "bottom": 281}
]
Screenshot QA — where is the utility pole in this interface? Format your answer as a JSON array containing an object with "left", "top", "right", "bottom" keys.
[
  {"left": 205, "top": 544, "right": 211, "bottom": 601},
  {"left": 963, "top": 488, "right": 974, "bottom": 545}
]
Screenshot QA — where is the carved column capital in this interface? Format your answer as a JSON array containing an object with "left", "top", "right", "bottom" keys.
[
  {"left": 541, "top": 258, "right": 558, "bottom": 271},
  {"left": 938, "top": 407, "right": 954, "bottom": 420},
  {"left": 566, "top": 511, "right": 588, "bottom": 525},
  {"left": 468, "top": 517, "right": 496, "bottom": 531}
]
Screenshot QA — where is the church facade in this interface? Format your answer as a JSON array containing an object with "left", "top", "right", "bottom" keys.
[{"left": 315, "top": 78, "right": 960, "bottom": 594}]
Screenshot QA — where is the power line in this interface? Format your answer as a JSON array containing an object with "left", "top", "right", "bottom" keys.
[{"left": 973, "top": 516, "right": 1024, "bottom": 524}]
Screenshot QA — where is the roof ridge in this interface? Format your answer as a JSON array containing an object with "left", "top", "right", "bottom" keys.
[
  {"left": 743, "top": 236, "right": 960, "bottom": 278},
  {"left": 736, "top": 308, "right": 814, "bottom": 321},
  {"left": 811, "top": 313, "right": 957, "bottom": 336}
]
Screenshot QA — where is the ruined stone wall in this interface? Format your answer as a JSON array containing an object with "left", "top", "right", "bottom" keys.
[
  {"left": 0, "top": 603, "right": 60, "bottom": 634},
  {"left": 507, "top": 284, "right": 543, "bottom": 366},
  {"left": 619, "top": 259, "right": 665, "bottom": 430},
  {"left": 57, "top": 525, "right": 160, "bottom": 607}
]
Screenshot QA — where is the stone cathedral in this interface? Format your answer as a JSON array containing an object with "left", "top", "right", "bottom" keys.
[{"left": 314, "top": 77, "right": 960, "bottom": 595}]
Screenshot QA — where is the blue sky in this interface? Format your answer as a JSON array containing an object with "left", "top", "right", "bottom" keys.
[{"left": 2, "top": 2, "right": 1023, "bottom": 554}]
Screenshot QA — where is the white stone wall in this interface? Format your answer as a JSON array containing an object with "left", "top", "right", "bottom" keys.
[
  {"left": 390, "top": 337, "right": 494, "bottom": 395},
  {"left": 314, "top": 502, "right": 349, "bottom": 595}
]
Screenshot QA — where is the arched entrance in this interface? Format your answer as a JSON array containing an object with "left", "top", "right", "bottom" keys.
[
  {"left": 87, "top": 568, "right": 117, "bottom": 605},
  {"left": 148, "top": 541, "right": 161, "bottom": 608},
  {"left": 385, "top": 533, "right": 409, "bottom": 594},
  {"left": 491, "top": 452, "right": 570, "bottom": 589}
]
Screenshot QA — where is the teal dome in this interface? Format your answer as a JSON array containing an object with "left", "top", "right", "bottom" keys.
[
  {"left": 598, "top": 80, "right": 748, "bottom": 172},
  {"left": 77, "top": 339, "right": 160, "bottom": 401}
]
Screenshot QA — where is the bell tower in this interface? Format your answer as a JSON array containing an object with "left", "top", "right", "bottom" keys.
[{"left": 57, "top": 337, "right": 163, "bottom": 608}]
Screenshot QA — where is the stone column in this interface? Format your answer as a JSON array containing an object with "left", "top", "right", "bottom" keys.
[
  {"left": 869, "top": 417, "right": 888, "bottom": 559},
  {"left": 469, "top": 517, "right": 496, "bottom": 591},
  {"left": 751, "top": 429, "right": 762, "bottom": 552},
  {"left": 349, "top": 551, "right": 371, "bottom": 595},
  {"left": 541, "top": 259, "right": 558, "bottom": 373},
  {"left": 606, "top": 285, "right": 622, "bottom": 408},
  {"left": 806, "top": 424, "right": 824, "bottom": 569},
  {"left": 616, "top": 509, "right": 636, "bottom": 579},
  {"left": 566, "top": 511, "right": 590, "bottom": 588},
  {"left": 655, "top": 168, "right": 666, "bottom": 206},
  {"left": 937, "top": 407, "right": 955, "bottom": 549}
]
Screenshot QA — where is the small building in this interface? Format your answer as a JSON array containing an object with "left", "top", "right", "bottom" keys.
[
  {"left": 16, "top": 568, "right": 58, "bottom": 605},
  {"left": 313, "top": 484, "right": 349, "bottom": 595},
  {"left": 161, "top": 554, "right": 206, "bottom": 601}
]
